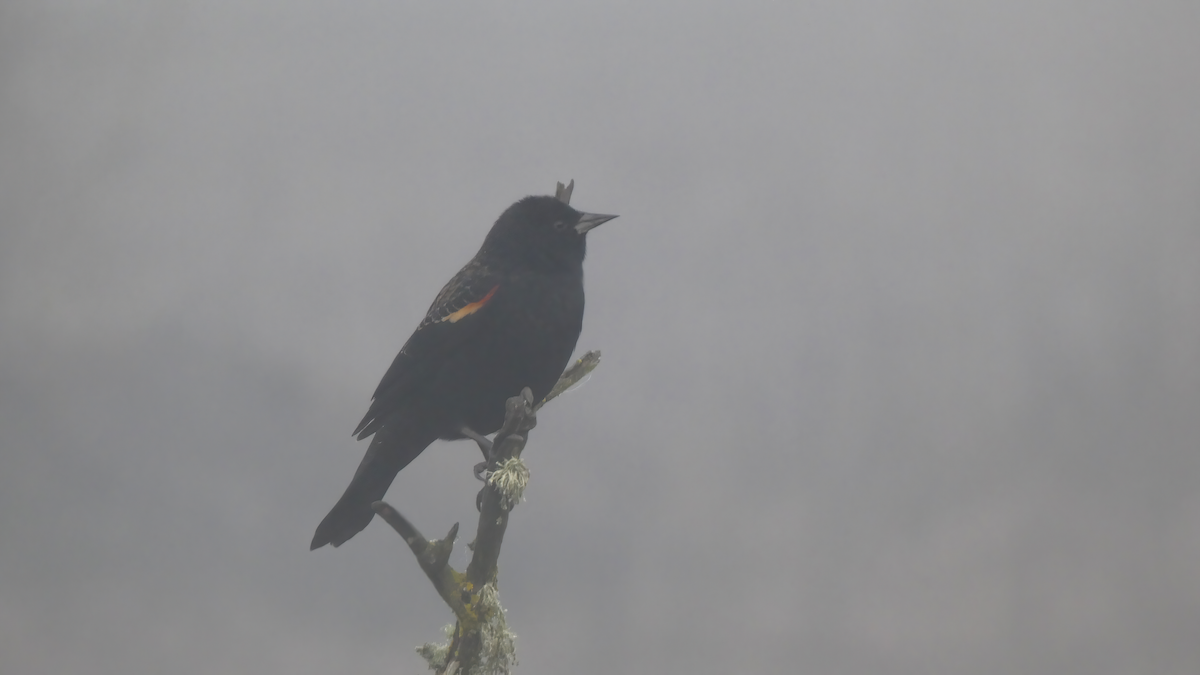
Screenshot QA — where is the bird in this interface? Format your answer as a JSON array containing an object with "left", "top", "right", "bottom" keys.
[{"left": 311, "top": 189, "right": 616, "bottom": 550}]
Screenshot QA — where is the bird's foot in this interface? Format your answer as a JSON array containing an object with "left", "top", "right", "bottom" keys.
[
  {"left": 474, "top": 461, "right": 490, "bottom": 482},
  {"left": 468, "top": 389, "right": 540, "bottom": 512}
]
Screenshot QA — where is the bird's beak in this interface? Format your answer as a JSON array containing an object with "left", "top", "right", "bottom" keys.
[{"left": 574, "top": 212, "right": 618, "bottom": 235}]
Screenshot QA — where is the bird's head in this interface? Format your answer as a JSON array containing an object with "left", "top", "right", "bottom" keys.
[{"left": 481, "top": 195, "right": 617, "bottom": 272}]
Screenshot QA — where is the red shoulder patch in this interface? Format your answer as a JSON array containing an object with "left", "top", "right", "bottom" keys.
[{"left": 440, "top": 285, "right": 499, "bottom": 324}]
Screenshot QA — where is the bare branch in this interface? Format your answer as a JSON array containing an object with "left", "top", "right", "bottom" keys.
[
  {"left": 554, "top": 179, "right": 575, "bottom": 205},
  {"left": 372, "top": 503, "right": 468, "bottom": 618},
  {"left": 537, "top": 350, "right": 600, "bottom": 411},
  {"left": 467, "top": 388, "right": 537, "bottom": 587}
]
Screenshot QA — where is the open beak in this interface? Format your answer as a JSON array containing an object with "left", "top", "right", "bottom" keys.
[{"left": 574, "top": 212, "right": 618, "bottom": 235}]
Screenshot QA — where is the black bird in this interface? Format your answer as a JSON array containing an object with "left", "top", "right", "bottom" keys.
[{"left": 311, "top": 191, "right": 616, "bottom": 549}]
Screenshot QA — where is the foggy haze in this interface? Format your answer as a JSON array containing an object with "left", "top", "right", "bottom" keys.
[{"left": 1, "top": 2, "right": 1198, "bottom": 673}]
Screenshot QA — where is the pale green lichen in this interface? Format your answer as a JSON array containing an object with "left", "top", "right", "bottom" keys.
[
  {"left": 417, "top": 586, "right": 517, "bottom": 675},
  {"left": 487, "top": 457, "right": 529, "bottom": 511},
  {"left": 417, "top": 624, "right": 455, "bottom": 672},
  {"left": 476, "top": 583, "right": 517, "bottom": 675}
]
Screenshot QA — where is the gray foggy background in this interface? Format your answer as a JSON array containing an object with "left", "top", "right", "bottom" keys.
[{"left": 2, "top": 2, "right": 1198, "bottom": 673}]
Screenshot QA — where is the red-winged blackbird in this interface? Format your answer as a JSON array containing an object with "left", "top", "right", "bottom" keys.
[{"left": 311, "top": 193, "right": 616, "bottom": 549}]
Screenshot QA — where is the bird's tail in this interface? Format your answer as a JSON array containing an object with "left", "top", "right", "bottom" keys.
[{"left": 310, "top": 416, "right": 437, "bottom": 550}]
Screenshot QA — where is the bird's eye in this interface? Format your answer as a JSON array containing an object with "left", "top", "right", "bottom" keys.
[{"left": 553, "top": 220, "right": 568, "bottom": 231}]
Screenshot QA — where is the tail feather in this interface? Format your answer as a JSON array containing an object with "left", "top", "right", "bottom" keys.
[{"left": 310, "top": 415, "right": 437, "bottom": 550}]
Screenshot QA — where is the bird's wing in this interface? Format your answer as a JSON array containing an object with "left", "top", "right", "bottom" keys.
[{"left": 353, "top": 261, "right": 502, "bottom": 439}]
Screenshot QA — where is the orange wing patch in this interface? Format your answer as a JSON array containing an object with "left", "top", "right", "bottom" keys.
[{"left": 440, "top": 285, "right": 499, "bottom": 323}]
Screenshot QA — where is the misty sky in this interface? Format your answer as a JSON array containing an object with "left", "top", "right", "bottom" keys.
[{"left": 2, "top": 2, "right": 1198, "bottom": 674}]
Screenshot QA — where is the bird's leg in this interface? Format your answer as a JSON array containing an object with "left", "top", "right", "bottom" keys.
[
  {"left": 461, "top": 425, "right": 495, "bottom": 486},
  {"left": 461, "top": 425, "right": 493, "bottom": 459}
]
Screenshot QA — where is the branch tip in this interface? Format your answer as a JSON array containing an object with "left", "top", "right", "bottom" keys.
[
  {"left": 554, "top": 179, "right": 575, "bottom": 205},
  {"left": 537, "top": 350, "right": 601, "bottom": 409}
]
